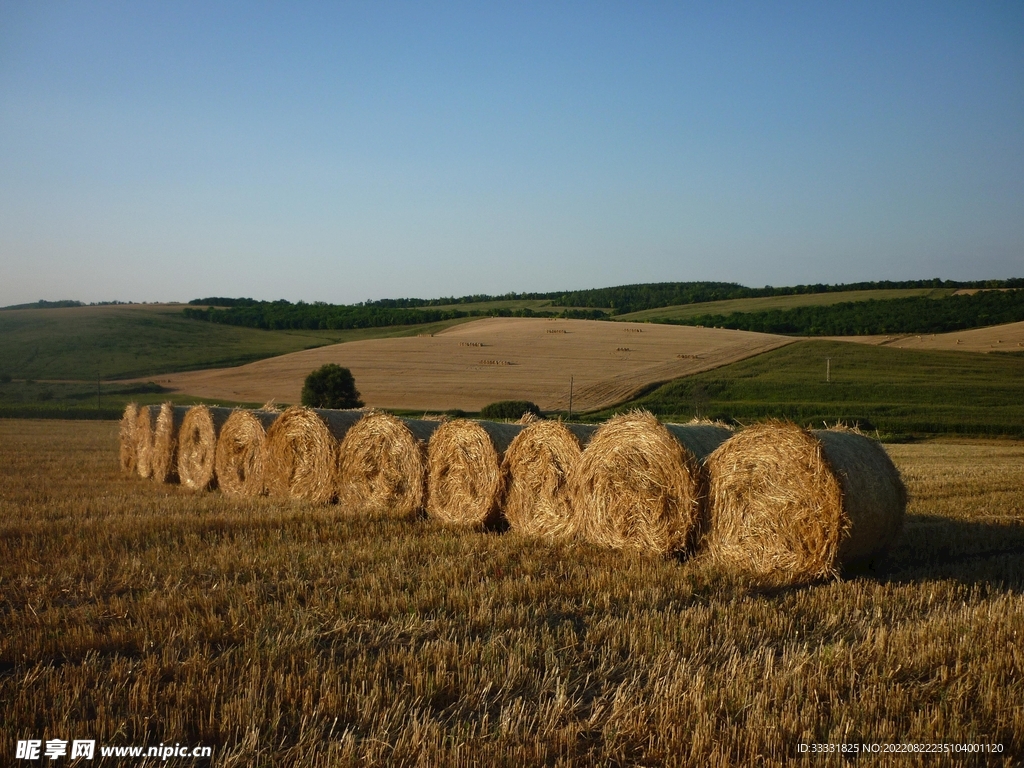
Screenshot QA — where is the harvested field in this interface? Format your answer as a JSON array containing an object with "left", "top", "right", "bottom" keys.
[
  {"left": 829, "top": 319, "right": 1024, "bottom": 353},
  {"left": 151, "top": 318, "right": 794, "bottom": 412},
  {"left": 3, "top": 420, "right": 1022, "bottom": 765}
]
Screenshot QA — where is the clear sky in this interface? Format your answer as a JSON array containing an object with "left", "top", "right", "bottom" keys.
[{"left": 1, "top": 1, "right": 1021, "bottom": 306}]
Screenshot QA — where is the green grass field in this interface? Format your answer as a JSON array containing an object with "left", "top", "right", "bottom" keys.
[
  {"left": 0, "top": 304, "right": 472, "bottom": 381},
  {"left": 614, "top": 288, "right": 953, "bottom": 323},
  {"left": 593, "top": 340, "right": 1024, "bottom": 438}
]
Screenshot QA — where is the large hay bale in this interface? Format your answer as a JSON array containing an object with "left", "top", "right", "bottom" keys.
[
  {"left": 502, "top": 420, "right": 597, "bottom": 540},
  {"left": 570, "top": 411, "right": 732, "bottom": 555},
  {"left": 151, "top": 404, "right": 190, "bottom": 483},
  {"left": 426, "top": 419, "right": 524, "bottom": 528},
  {"left": 214, "top": 409, "right": 280, "bottom": 497},
  {"left": 119, "top": 402, "right": 139, "bottom": 475},
  {"left": 704, "top": 421, "right": 907, "bottom": 584},
  {"left": 336, "top": 411, "right": 441, "bottom": 519},
  {"left": 176, "top": 405, "right": 235, "bottom": 492},
  {"left": 264, "top": 406, "right": 364, "bottom": 503},
  {"left": 135, "top": 404, "right": 160, "bottom": 479}
]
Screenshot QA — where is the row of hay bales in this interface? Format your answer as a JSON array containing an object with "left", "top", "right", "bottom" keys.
[{"left": 119, "top": 403, "right": 906, "bottom": 584}]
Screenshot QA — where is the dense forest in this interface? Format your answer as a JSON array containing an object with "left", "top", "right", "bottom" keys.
[
  {"left": 189, "top": 278, "right": 1023, "bottom": 320},
  {"left": 660, "top": 289, "right": 1024, "bottom": 336},
  {"left": 181, "top": 302, "right": 607, "bottom": 331}
]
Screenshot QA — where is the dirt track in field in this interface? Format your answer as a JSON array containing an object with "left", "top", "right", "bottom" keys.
[
  {"left": 828, "top": 320, "right": 1024, "bottom": 353},
  {"left": 153, "top": 318, "right": 795, "bottom": 412}
]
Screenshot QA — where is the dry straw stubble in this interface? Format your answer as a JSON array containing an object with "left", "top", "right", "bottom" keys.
[
  {"left": 502, "top": 420, "right": 597, "bottom": 540},
  {"left": 151, "top": 404, "right": 190, "bottom": 483},
  {"left": 705, "top": 421, "right": 907, "bottom": 584},
  {"left": 426, "top": 419, "right": 524, "bottom": 528},
  {"left": 214, "top": 409, "right": 280, "bottom": 497},
  {"left": 264, "top": 406, "right": 364, "bottom": 503},
  {"left": 336, "top": 411, "right": 441, "bottom": 519},
  {"left": 176, "top": 405, "right": 235, "bottom": 492},
  {"left": 570, "top": 411, "right": 731, "bottom": 555},
  {"left": 119, "top": 402, "right": 139, "bottom": 475}
]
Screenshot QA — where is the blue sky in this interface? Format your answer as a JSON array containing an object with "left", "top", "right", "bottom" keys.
[{"left": 1, "top": 1, "right": 1021, "bottom": 306}]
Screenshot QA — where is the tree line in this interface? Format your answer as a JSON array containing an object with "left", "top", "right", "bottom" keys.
[{"left": 657, "top": 289, "right": 1024, "bottom": 336}]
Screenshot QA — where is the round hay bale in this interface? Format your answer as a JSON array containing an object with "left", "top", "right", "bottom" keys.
[
  {"left": 426, "top": 419, "right": 524, "bottom": 528},
  {"left": 214, "top": 409, "right": 280, "bottom": 497},
  {"left": 264, "top": 406, "right": 364, "bottom": 503},
  {"left": 176, "top": 405, "right": 235, "bottom": 492},
  {"left": 336, "top": 411, "right": 441, "bottom": 519},
  {"left": 502, "top": 420, "right": 597, "bottom": 540},
  {"left": 570, "top": 410, "right": 732, "bottom": 555},
  {"left": 704, "top": 421, "right": 907, "bottom": 584},
  {"left": 134, "top": 404, "right": 160, "bottom": 479},
  {"left": 119, "top": 402, "right": 139, "bottom": 475},
  {"left": 151, "top": 404, "right": 190, "bottom": 483}
]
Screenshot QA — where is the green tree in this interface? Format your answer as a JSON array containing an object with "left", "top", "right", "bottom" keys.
[
  {"left": 301, "top": 364, "right": 363, "bottom": 409},
  {"left": 480, "top": 400, "right": 541, "bottom": 420}
]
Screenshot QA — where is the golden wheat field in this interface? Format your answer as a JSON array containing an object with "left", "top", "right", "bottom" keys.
[
  {"left": 2, "top": 420, "right": 1023, "bottom": 766},
  {"left": 151, "top": 318, "right": 794, "bottom": 412}
]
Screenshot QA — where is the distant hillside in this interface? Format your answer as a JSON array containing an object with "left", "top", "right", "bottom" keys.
[{"left": 1, "top": 299, "right": 85, "bottom": 310}]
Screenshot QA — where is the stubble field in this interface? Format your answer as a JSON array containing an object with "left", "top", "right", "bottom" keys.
[
  {"left": 151, "top": 318, "right": 794, "bottom": 412},
  {"left": 1, "top": 420, "right": 1022, "bottom": 766}
]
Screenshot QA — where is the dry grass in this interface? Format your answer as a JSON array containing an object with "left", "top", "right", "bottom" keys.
[
  {"left": 134, "top": 404, "right": 160, "bottom": 479},
  {"left": 426, "top": 419, "right": 523, "bottom": 528},
  {"left": 153, "top": 317, "right": 794, "bottom": 411},
  {"left": 118, "top": 402, "right": 138, "bottom": 475},
  {"left": 1, "top": 420, "right": 1022, "bottom": 766},
  {"left": 263, "top": 407, "right": 364, "bottom": 504},
  {"left": 151, "top": 404, "right": 190, "bottom": 484},
  {"left": 570, "top": 411, "right": 731, "bottom": 555},
  {"left": 336, "top": 412, "right": 440, "bottom": 519},
  {"left": 214, "top": 409, "right": 280, "bottom": 498},
  {"left": 502, "top": 420, "right": 597, "bottom": 540},
  {"left": 705, "top": 422, "right": 907, "bottom": 585},
  {"left": 177, "top": 406, "right": 235, "bottom": 492}
]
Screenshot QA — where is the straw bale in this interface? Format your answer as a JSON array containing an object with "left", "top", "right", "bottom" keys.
[
  {"left": 176, "top": 405, "right": 235, "bottom": 492},
  {"left": 570, "top": 410, "right": 731, "bottom": 555},
  {"left": 119, "top": 402, "right": 139, "bottom": 475},
  {"left": 264, "top": 406, "right": 364, "bottom": 503},
  {"left": 426, "top": 419, "right": 524, "bottom": 528},
  {"left": 214, "top": 409, "right": 280, "bottom": 497},
  {"left": 704, "top": 421, "right": 907, "bottom": 584},
  {"left": 336, "top": 411, "right": 441, "bottom": 519},
  {"left": 502, "top": 420, "right": 597, "bottom": 539},
  {"left": 134, "top": 404, "right": 160, "bottom": 479},
  {"left": 151, "top": 404, "right": 190, "bottom": 483}
]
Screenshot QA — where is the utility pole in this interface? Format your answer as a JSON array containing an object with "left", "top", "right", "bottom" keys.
[
  {"left": 97, "top": 372, "right": 101, "bottom": 410},
  {"left": 826, "top": 358, "right": 831, "bottom": 384},
  {"left": 568, "top": 376, "right": 574, "bottom": 421}
]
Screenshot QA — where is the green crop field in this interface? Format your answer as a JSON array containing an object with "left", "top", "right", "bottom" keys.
[
  {"left": 614, "top": 288, "right": 953, "bottom": 323},
  {"left": 0, "top": 304, "right": 473, "bottom": 381},
  {"left": 593, "top": 340, "right": 1024, "bottom": 438}
]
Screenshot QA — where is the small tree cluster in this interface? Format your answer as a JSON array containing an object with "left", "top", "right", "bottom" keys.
[
  {"left": 301, "top": 364, "right": 363, "bottom": 409},
  {"left": 480, "top": 400, "right": 541, "bottom": 421}
]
